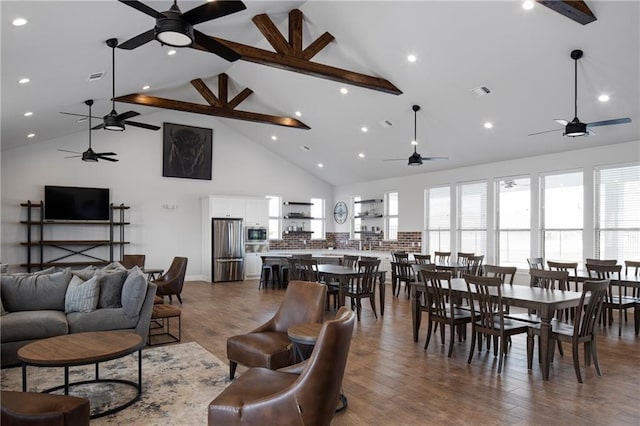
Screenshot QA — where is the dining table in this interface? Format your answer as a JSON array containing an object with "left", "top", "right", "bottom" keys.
[
  {"left": 317, "top": 264, "right": 387, "bottom": 315},
  {"left": 409, "top": 270, "right": 586, "bottom": 381}
]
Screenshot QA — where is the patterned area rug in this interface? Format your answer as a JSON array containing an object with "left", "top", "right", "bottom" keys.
[{"left": 1, "top": 342, "right": 231, "bottom": 424}]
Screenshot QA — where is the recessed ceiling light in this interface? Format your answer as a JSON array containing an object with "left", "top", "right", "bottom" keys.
[
  {"left": 340, "top": 87, "right": 348, "bottom": 95},
  {"left": 411, "top": 140, "right": 418, "bottom": 146},
  {"left": 18, "top": 77, "right": 30, "bottom": 84},
  {"left": 522, "top": 1, "right": 534, "bottom": 10},
  {"left": 484, "top": 122, "right": 493, "bottom": 129},
  {"left": 598, "top": 94, "right": 610, "bottom": 102},
  {"left": 24, "top": 111, "right": 33, "bottom": 117},
  {"left": 358, "top": 153, "right": 365, "bottom": 158},
  {"left": 12, "top": 17, "right": 28, "bottom": 26},
  {"left": 361, "top": 126, "right": 368, "bottom": 132},
  {"left": 407, "top": 54, "right": 417, "bottom": 63},
  {"left": 167, "top": 49, "right": 177, "bottom": 56},
  {"left": 294, "top": 111, "right": 302, "bottom": 117},
  {"left": 317, "top": 163, "right": 324, "bottom": 168},
  {"left": 142, "top": 85, "right": 150, "bottom": 90},
  {"left": 271, "top": 135, "right": 278, "bottom": 141},
  {"left": 27, "top": 133, "right": 35, "bottom": 138}
]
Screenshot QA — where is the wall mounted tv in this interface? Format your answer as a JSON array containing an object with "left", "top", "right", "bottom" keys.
[{"left": 44, "top": 186, "right": 110, "bottom": 221}]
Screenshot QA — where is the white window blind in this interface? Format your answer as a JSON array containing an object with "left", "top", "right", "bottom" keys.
[
  {"left": 541, "top": 171, "right": 583, "bottom": 263},
  {"left": 266, "top": 195, "right": 281, "bottom": 239},
  {"left": 496, "top": 177, "right": 530, "bottom": 268},
  {"left": 386, "top": 192, "right": 398, "bottom": 240},
  {"left": 310, "top": 198, "right": 325, "bottom": 239},
  {"left": 595, "top": 164, "right": 640, "bottom": 262},
  {"left": 458, "top": 181, "right": 487, "bottom": 254},
  {"left": 427, "top": 186, "right": 451, "bottom": 253},
  {"left": 352, "top": 196, "right": 361, "bottom": 240}
]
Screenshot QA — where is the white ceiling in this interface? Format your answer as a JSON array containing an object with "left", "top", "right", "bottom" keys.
[{"left": 2, "top": 1, "right": 639, "bottom": 186}]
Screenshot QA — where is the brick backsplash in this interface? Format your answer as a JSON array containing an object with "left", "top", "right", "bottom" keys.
[{"left": 269, "top": 231, "right": 422, "bottom": 252}]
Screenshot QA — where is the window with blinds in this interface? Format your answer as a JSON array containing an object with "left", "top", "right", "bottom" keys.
[
  {"left": 310, "top": 198, "right": 325, "bottom": 239},
  {"left": 386, "top": 192, "right": 398, "bottom": 240},
  {"left": 427, "top": 186, "right": 451, "bottom": 253},
  {"left": 496, "top": 177, "right": 530, "bottom": 268},
  {"left": 267, "top": 195, "right": 281, "bottom": 239},
  {"left": 458, "top": 181, "right": 487, "bottom": 254},
  {"left": 595, "top": 164, "right": 640, "bottom": 262},
  {"left": 541, "top": 171, "right": 583, "bottom": 263}
]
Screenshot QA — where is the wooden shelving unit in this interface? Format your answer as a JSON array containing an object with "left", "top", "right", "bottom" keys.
[{"left": 20, "top": 201, "right": 130, "bottom": 271}]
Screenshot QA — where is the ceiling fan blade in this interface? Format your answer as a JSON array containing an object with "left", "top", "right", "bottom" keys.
[
  {"left": 528, "top": 128, "right": 564, "bottom": 136},
  {"left": 57, "top": 149, "right": 81, "bottom": 154},
  {"left": 587, "top": 117, "right": 632, "bottom": 128},
  {"left": 64, "top": 155, "right": 82, "bottom": 159},
  {"left": 95, "top": 152, "right": 117, "bottom": 156},
  {"left": 124, "top": 120, "right": 161, "bottom": 130},
  {"left": 118, "top": 29, "right": 155, "bottom": 50},
  {"left": 383, "top": 158, "right": 406, "bottom": 161},
  {"left": 115, "top": 110, "right": 140, "bottom": 121},
  {"left": 182, "top": 1, "right": 247, "bottom": 25},
  {"left": 118, "top": 0, "right": 164, "bottom": 19},
  {"left": 554, "top": 119, "right": 569, "bottom": 126},
  {"left": 92, "top": 123, "right": 106, "bottom": 130},
  {"left": 60, "top": 112, "right": 100, "bottom": 119},
  {"left": 97, "top": 155, "right": 119, "bottom": 162},
  {"left": 192, "top": 30, "right": 241, "bottom": 61},
  {"left": 420, "top": 156, "right": 448, "bottom": 161}
]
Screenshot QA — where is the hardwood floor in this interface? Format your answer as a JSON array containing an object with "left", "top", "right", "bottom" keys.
[{"left": 171, "top": 280, "right": 639, "bottom": 425}]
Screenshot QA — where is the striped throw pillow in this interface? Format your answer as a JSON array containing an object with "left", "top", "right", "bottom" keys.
[{"left": 64, "top": 275, "right": 100, "bottom": 313}]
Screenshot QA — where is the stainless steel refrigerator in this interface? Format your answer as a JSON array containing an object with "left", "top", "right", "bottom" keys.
[{"left": 212, "top": 218, "right": 244, "bottom": 282}]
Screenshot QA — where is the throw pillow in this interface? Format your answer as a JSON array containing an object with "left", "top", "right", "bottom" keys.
[
  {"left": 1, "top": 268, "right": 72, "bottom": 312},
  {"left": 65, "top": 275, "right": 100, "bottom": 313},
  {"left": 121, "top": 266, "right": 147, "bottom": 318},
  {"left": 72, "top": 265, "right": 97, "bottom": 281},
  {"left": 103, "top": 261, "right": 126, "bottom": 271},
  {"left": 96, "top": 269, "right": 127, "bottom": 308}
]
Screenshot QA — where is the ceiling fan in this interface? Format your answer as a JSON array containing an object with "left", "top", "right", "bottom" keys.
[
  {"left": 58, "top": 100, "right": 118, "bottom": 162},
  {"left": 117, "top": 0, "right": 246, "bottom": 61},
  {"left": 384, "top": 105, "right": 448, "bottom": 166},
  {"left": 60, "top": 39, "right": 160, "bottom": 132},
  {"left": 528, "top": 49, "right": 631, "bottom": 138}
]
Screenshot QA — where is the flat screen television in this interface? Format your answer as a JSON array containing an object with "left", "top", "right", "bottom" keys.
[{"left": 44, "top": 186, "right": 110, "bottom": 221}]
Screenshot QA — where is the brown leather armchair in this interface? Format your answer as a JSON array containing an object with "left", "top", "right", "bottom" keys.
[
  {"left": 121, "top": 254, "right": 146, "bottom": 269},
  {"left": 210, "top": 307, "right": 356, "bottom": 426},
  {"left": 1, "top": 391, "right": 90, "bottom": 426},
  {"left": 154, "top": 257, "right": 188, "bottom": 304},
  {"left": 226, "top": 280, "right": 326, "bottom": 379}
]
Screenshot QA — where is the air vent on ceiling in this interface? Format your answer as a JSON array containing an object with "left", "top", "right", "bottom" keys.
[
  {"left": 471, "top": 85, "right": 491, "bottom": 97},
  {"left": 88, "top": 72, "right": 104, "bottom": 82},
  {"left": 379, "top": 120, "right": 393, "bottom": 128},
  {"left": 299, "top": 145, "right": 311, "bottom": 152}
]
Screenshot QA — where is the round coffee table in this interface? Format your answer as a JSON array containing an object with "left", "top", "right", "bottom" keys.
[{"left": 17, "top": 331, "right": 143, "bottom": 419}]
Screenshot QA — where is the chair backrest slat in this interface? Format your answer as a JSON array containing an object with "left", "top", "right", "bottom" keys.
[
  {"left": 529, "top": 268, "right": 569, "bottom": 290},
  {"left": 484, "top": 265, "right": 517, "bottom": 285},
  {"left": 575, "top": 280, "right": 609, "bottom": 339}
]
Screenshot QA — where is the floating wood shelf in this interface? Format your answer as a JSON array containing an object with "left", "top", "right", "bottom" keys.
[
  {"left": 283, "top": 216, "right": 314, "bottom": 220},
  {"left": 354, "top": 215, "right": 383, "bottom": 219},
  {"left": 354, "top": 199, "right": 383, "bottom": 204},
  {"left": 283, "top": 201, "right": 313, "bottom": 206}
]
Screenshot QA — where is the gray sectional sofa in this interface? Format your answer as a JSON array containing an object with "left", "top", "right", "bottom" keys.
[{"left": 0, "top": 264, "right": 157, "bottom": 367}]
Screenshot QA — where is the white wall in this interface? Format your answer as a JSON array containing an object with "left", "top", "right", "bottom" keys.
[
  {"left": 1, "top": 110, "right": 332, "bottom": 279},
  {"left": 333, "top": 140, "right": 640, "bottom": 264}
]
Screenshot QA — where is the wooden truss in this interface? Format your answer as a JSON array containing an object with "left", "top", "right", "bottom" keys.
[
  {"left": 536, "top": 1, "right": 596, "bottom": 25},
  {"left": 203, "top": 9, "right": 402, "bottom": 95},
  {"left": 114, "top": 73, "right": 310, "bottom": 129}
]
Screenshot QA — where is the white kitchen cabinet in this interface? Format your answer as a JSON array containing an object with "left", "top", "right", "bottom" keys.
[
  {"left": 244, "top": 198, "right": 269, "bottom": 227},
  {"left": 244, "top": 253, "right": 262, "bottom": 278},
  {"left": 211, "top": 197, "right": 245, "bottom": 218}
]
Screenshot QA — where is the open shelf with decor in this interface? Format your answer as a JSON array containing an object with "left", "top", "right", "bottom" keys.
[
  {"left": 353, "top": 198, "right": 384, "bottom": 219},
  {"left": 20, "top": 201, "right": 130, "bottom": 271}
]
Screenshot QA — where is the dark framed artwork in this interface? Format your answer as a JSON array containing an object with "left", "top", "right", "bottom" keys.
[{"left": 163, "top": 122, "right": 213, "bottom": 180}]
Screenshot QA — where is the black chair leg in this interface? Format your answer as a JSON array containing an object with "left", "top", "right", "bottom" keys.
[
  {"left": 229, "top": 361, "right": 238, "bottom": 380},
  {"left": 176, "top": 294, "right": 183, "bottom": 304}
]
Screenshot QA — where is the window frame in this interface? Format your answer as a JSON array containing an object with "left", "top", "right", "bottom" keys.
[
  {"left": 495, "top": 176, "right": 531, "bottom": 269},
  {"left": 457, "top": 180, "right": 488, "bottom": 255},
  {"left": 425, "top": 185, "right": 451, "bottom": 254},
  {"left": 266, "top": 195, "right": 282, "bottom": 240},
  {"left": 385, "top": 191, "right": 399, "bottom": 241}
]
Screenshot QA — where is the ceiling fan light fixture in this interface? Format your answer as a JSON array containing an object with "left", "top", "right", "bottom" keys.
[
  {"left": 155, "top": 17, "right": 194, "bottom": 47},
  {"left": 408, "top": 152, "right": 423, "bottom": 166},
  {"left": 564, "top": 120, "right": 587, "bottom": 137},
  {"left": 104, "top": 112, "right": 125, "bottom": 131}
]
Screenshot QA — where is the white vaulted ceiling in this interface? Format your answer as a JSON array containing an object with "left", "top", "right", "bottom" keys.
[{"left": 2, "top": 1, "right": 639, "bottom": 185}]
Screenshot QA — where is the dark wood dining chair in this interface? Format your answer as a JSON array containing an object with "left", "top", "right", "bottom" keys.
[
  {"left": 463, "top": 274, "right": 530, "bottom": 374},
  {"left": 414, "top": 254, "right": 432, "bottom": 264},
  {"left": 434, "top": 251, "right": 451, "bottom": 263},
  {"left": 390, "top": 261, "right": 415, "bottom": 298},
  {"left": 342, "top": 255, "right": 359, "bottom": 268},
  {"left": 346, "top": 259, "right": 380, "bottom": 321},
  {"left": 300, "top": 258, "right": 338, "bottom": 310},
  {"left": 483, "top": 265, "right": 517, "bottom": 285},
  {"left": 527, "top": 279, "right": 609, "bottom": 383},
  {"left": 391, "top": 251, "right": 408, "bottom": 262},
  {"left": 625, "top": 260, "right": 640, "bottom": 298},
  {"left": 527, "top": 257, "right": 545, "bottom": 270},
  {"left": 586, "top": 263, "right": 636, "bottom": 337},
  {"left": 585, "top": 258, "right": 618, "bottom": 266},
  {"left": 466, "top": 254, "right": 484, "bottom": 276},
  {"left": 420, "top": 269, "right": 471, "bottom": 357}
]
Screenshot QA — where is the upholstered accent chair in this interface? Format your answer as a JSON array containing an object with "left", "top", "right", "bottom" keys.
[
  {"left": 121, "top": 254, "right": 146, "bottom": 269},
  {"left": 153, "top": 256, "right": 188, "bottom": 304},
  {"left": 226, "top": 280, "right": 327, "bottom": 379},
  {"left": 210, "top": 307, "right": 356, "bottom": 426},
  {"left": 1, "top": 391, "right": 90, "bottom": 426}
]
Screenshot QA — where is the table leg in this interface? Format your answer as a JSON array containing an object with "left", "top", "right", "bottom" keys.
[
  {"left": 378, "top": 273, "right": 386, "bottom": 316},
  {"left": 338, "top": 278, "right": 347, "bottom": 307},
  {"left": 64, "top": 366, "right": 69, "bottom": 395},
  {"left": 538, "top": 307, "right": 553, "bottom": 381},
  {"left": 138, "top": 349, "right": 142, "bottom": 392},
  {"left": 411, "top": 285, "right": 420, "bottom": 342},
  {"left": 21, "top": 364, "right": 27, "bottom": 392}
]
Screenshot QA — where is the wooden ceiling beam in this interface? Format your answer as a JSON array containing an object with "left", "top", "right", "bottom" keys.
[
  {"left": 207, "top": 9, "right": 401, "bottom": 95},
  {"left": 228, "top": 88, "right": 254, "bottom": 110},
  {"left": 218, "top": 74, "right": 229, "bottom": 105},
  {"left": 536, "top": 1, "right": 596, "bottom": 25},
  {"left": 190, "top": 78, "right": 221, "bottom": 107},
  {"left": 114, "top": 94, "right": 310, "bottom": 129}
]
